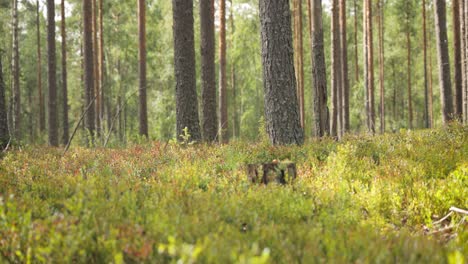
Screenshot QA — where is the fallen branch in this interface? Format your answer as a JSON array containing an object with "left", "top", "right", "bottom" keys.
[{"left": 450, "top": 206, "right": 468, "bottom": 215}]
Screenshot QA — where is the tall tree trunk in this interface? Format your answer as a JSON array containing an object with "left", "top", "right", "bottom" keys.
[
  {"left": 200, "top": 0, "right": 217, "bottom": 142},
  {"left": 406, "top": 4, "right": 413, "bottom": 129},
  {"left": 340, "top": 0, "right": 349, "bottom": 133},
  {"left": 423, "top": 0, "right": 430, "bottom": 128},
  {"left": 259, "top": 0, "right": 304, "bottom": 145},
  {"left": 434, "top": 0, "right": 454, "bottom": 124},
  {"left": 99, "top": 0, "right": 105, "bottom": 131},
  {"left": 464, "top": 0, "right": 468, "bottom": 123},
  {"left": 36, "top": 0, "right": 45, "bottom": 133},
  {"left": 47, "top": 0, "right": 58, "bottom": 146},
  {"left": 0, "top": 54, "right": 8, "bottom": 148},
  {"left": 92, "top": 0, "right": 101, "bottom": 138},
  {"left": 428, "top": 31, "right": 434, "bottom": 127},
  {"left": 83, "top": 0, "right": 95, "bottom": 144},
  {"left": 364, "top": 0, "right": 375, "bottom": 133},
  {"left": 308, "top": 0, "right": 329, "bottom": 137},
  {"left": 229, "top": 0, "right": 238, "bottom": 138},
  {"left": 12, "top": 0, "right": 20, "bottom": 139},
  {"left": 61, "top": 0, "right": 69, "bottom": 145},
  {"left": 173, "top": 0, "right": 201, "bottom": 141},
  {"left": 453, "top": 0, "right": 463, "bottom": 119},
  {"left": 354, "top": 0, "right": 359, "bottom": 84},
  {"left": 460, "top": 0, "right": 467, "bottom": 123},
  {"left": 331, "top": 0, "right": 341, "bottom": 138},
  {"left": 293, "top": 0, "right": 305, "bottom": 128},
  {"left": 138, "top": 0, "right": 148, "bottom": 138},
  {"left": 219, "top": 0, "right": 228, "bottom": 143},
  {"left": 377, "top": 0, "right": 384, "bottom": 133}
]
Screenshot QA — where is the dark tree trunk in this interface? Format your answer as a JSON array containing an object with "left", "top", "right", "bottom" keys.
[
  {"left": 423, "top": 0, "right": 430, "bottom": 128},
  {"left": 61, "top": 0, "right": 69, "bottom": 145},
  {"left": 308, "top": 0, "right": 329, "bottom": 137},
  {"left": 0, "top": 54, "right": 8, "bottom": 148},
  {"left": 138, "top": 0, "right": 148, "bottom": 138},
  {"left": 259, "top": 0, "right": 304, "bottom": 145},
  {"left": 340, "top": 0, "right": 349, "bottom": 133},
  {"left": 406, "top": 3, "right": 413, "bottom": 129},
  {"left": 200, "top": 0, "right": 217, "bottom": 142},
  {"left": 47, "top": 0, "right": 58, "bottom": 146},
  {"left": 83, "top": 0, "right": 95, "bottom": 144},
  {"left": 219, "top": 0, "right": 228, "bottom": 143},
  {"left": 354, "top": 0, "right": 359, "bottom": 84},
  {"left": 172, "top": 0, "right": 201, "bottom": 141},
  {"left": 99, "top": 0, "right": 105, "bottom": 131},
  {"left": 464, "top": 0, "right": 468, "bottom": 123},
  {"left": 434, "top": 0, "right": 454, "bottom": 124},
  {"left": 12, "top": 0, "right": 20, "bottom": 139},
  {"left": 453, "top": 0, "right": 463, "bottom": 119},
  {"left": 36, "top": 0, "right": 45, "bottom": 133},
  {"left": 331, "top": 0, "right": 341, "bottom": 138}
]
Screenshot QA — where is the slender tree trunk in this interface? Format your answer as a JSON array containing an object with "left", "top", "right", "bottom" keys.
[
  {"left": 229, "top": 0, "right": 238, "bottom": 138},
  {"left": 331, "top": 0, "right": 341, "bottom": 138},
  {"left": 392, "top": 61, "right": 397, "bottom": 128},
  {"left": 138, "top": 0, "right": 148, "bottom": 138},
  {"left": 377, "top": 0, "right": 384, "bottom": 133},
  {"left": 293, "top": 0, "right": 305, "bottom": 128},
  {"left": 259, "top": 0, "right": 304, "bottom": 145},
  {"left": 406, "top": 4, "right": 413, "bottom": 129},
  {"left": 92, "top": 0, "right": 101, "bottom": 138},
  {"left": 428, "top": 29, "right": 434, "bottom": 127},
  {"left": 47, "top": 0, "right": 58, "bottom": 146},
  {"left": 434, "top": 0, "right": 454, "bottom": 124},
  {"left": 61, "top": 0, "right": 69, "bottom": 145},
  {"left": 340, "top": 0, "right": 349, "bottom": 133},
  {"left": 308, "top": 0, "right": 329, "bottom": 137},
  {"left": 364, "top": 0, "right": 375, "bottom": 133},
  {"left": 12, "top": 0, "right": 20, "bottom": 139},
  {"left": 83, "top": 0, "right": 95, "bottom": 144},
  {"left": 423, "top": 0, "right": 430, "bottom": 128},
  {"left": 99, "top": 0, "right": 105, "bottom": 131},
  {"left": 453, "top": 0, "right": 463, "bottom": 119},
  {"left": 354, "top": 0, "right": 359, "bottom": 84},
  {"left": 173, "top": 0, "right": 201, "bottom": 141},
  {"left": 200, "top": 0, "right": 217, "bottom": 142},
  {"left": 0, "top": 54, "right": 8, "bottom": 148},
  {"left": 464, "top": 0, "right": 468, "bottom": 123},
  {"left": 219, "top": 0, "right": 228, "bottom": 143},
  {"left": 36, "top": 0, "right": 45, "bottom": 133},
  {"left": 460, "top": 0, "right": 467, "bottom": 123}
]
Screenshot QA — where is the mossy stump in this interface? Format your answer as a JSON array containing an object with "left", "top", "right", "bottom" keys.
[{"left": 247, "top": 161, "right": 297, "bottom": 185}]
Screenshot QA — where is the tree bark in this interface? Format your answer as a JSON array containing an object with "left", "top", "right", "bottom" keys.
[
  {"left": 406, "top": 3, "right": 413, "bottom": 129},
  {"left": 12, "top": 0, "right": 20, "bottom": 139},
  {"left": 460, "top": 0, "right": 467, "bottom": 123},
  {"left": 173, "top": 0, "right": 201, "bottom": 141},
  {"left": 36, "top": 0, "right": 45, "bottom": 133},
  {"left": 259, "top": 0, "right": 304, "bottom": 145},
  {"left": 0, "top": 54, "right": 8, "bottom": 148},
  {"left": 99, "top": 0, "right": 105, "bottom": 131},
  {"left": 138, "top": 0, "right": 148, "bottom": 138},
  {"left": 47, "top": 0, "right": 58, "bottom": 146},
  {"left": 453, "top": 0, "right": 463, "bottom": 119},
  {"left": 354, "top": 0, "right": 359, "bottom": 84},
  {"left": 464, "top": 0, "right": 468, "bottom": 123},
  {"left": 92, "top": 0, "right": 101, "bottom": 138},
  {"left": 219, "top": 0, "right": 228, "bottom": 143},
  {"left": 229, "top": 0, "right": 238, "bottom": 139},
  {"left": 83, "top": 0, "right": 95, "bottom": 144},
  {"left": 61, "top": 0, "right": 69, "bottom": 145},
  {"left": 434, "top": 0, "right": 454, "bottom": 124},
  {"left": 200, "top": 0, "right": 217, "bottom": 142},
  {"left": 377, "top": 0, "right": 384, "bottom": 133},
  {"left": 340, "top": 0, "right": 349, "bottom": 133},
  {"left": 308, "top": 0, "right": 329, "bottom": 137},
  {"left": 293, "top": 0, "right": 305, "bottom": 128},
  {"left": 364, "top": 0, "right": 375, "bottom": 133},
  {"left": 331, "top": 0, "right": 341, "bottom": 138},
  {"left": 423, "top": 0, "right": 430, "bottom": 128}
]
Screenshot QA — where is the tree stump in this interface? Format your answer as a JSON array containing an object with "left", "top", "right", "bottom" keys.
[{"left": 247, "top": 161, "right": 297, "bottom": 185}]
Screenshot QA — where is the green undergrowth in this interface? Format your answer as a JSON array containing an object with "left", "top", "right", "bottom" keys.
[{"left": 0, "top": 124, "right": 467, "bottom": 263}]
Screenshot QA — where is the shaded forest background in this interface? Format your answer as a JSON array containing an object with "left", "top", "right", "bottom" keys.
[{"left": 0, "top": 0, "right": 462, "bottom": 145}]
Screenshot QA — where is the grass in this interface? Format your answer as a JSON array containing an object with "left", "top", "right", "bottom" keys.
[{"left": 0, "top": 124, "right": 467, "bottom": 263}]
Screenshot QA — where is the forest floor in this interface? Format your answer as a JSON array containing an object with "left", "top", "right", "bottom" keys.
[{"left": 0, "top": 124, "right": 467, "bottom": 263}]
